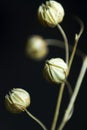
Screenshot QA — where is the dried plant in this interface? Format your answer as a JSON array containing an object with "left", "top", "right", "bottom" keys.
[{"left": 5, "top": 1, "right": 87, "bottom": 130}]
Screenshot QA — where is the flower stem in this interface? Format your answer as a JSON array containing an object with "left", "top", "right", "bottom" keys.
[
  {"left": 51, "top": 83, "right": 65, "bottom": 130},
  {"left": 68, "top": 17, "right": 84, "bottom": 74},
  {"left": 57, "top": 24, "right": 69, "bottom": 64},
  {"left": 51, "top": 24, "right": 69, "bottom": 130},
  {"left": 57, "top": 56, "right": 87, "bottom": 130},
  {"left": 46, "top": 39, "right": 86, "bottom": 59},
  {"left": 56, "top": 17, "right": 84, "bottom": 130},
  {"left": 50, "top": 80, "right": 73, "bottom": 130},
  {"left": 50, "top": 17, "right": 84, "bottom": 130},
  {"left": 25, "top": 109, "right": 48, "bottom": 130}
]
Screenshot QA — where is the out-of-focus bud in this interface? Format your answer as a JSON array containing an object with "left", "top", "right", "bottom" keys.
[
  {"left": 38, "top": 0, "right": 65, "bottom": 27},
  {"left": 43, "top": 58, "right": 68, "bottom": 84},
  {"left": 26, "top": 35, "right": 48, "bottom": 60},
  {"left": 5, "top": 88, "right": 31, "bottom": 113}
]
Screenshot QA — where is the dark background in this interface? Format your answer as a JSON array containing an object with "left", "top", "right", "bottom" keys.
[{"left": 0, "top": 0, "right": 87, "bottom": 130}]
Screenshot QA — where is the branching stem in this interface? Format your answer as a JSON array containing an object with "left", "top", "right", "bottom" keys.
[
  {"left": 50, "top": 23, "right": 69, "bottom": 130},
  {"left": 50, "top": 17, "right": 84, "bottom": 130},
  {"left": 68, "top": 17, "right": 84, "bottom": 74},
  {"left": 57, "top": 56, "right": 87, "bottom": 130}
]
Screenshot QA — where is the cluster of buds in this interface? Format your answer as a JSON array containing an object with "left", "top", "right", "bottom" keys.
[
  {"left": 5, "top": 0, "right": 67, "bottom": 114},
  {"left": 5, "top": 0, "right": 67, "bottom": 112},
  {"left": 25, "top": 0, "right": 65, "bottom": 61},
  {"left": 25, "top": 0, "right": 68, "bottom": 84},
  {"left": 4, "top": 1, "right": 85, "bottom": 130}
]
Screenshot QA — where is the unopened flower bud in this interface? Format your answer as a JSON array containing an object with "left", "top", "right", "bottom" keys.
[
  {"left": 5, "top": 88, "right": 31, "bottom": 113},
  {"left": 43, "top": 58, "right": 68, "bottom": 84},
  {"left": 26, "top": 35, "right": 48, "bottom": 60},
  {"left": 38, "top": 0, "right": 65, "bottom": 27}
]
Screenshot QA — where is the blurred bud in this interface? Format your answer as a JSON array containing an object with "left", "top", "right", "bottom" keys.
[
  {"left": 5, "top": 88, "right": 31, "bottom": 113},
  {"left": 43, "top": 58, "right": 68, "bottom": 84},
  {"left": 38, "top": 0, "right": 65, "bottom": 27},
  {"left": 26, "top": 35, "right": 48, "bottom": 60}
]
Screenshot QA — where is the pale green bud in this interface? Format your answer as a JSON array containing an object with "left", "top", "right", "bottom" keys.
[
  {"left": 43, "top": 58, "right": 68, "bottom": 84},
  {"left": 5, "top": 88, "right": 31, "bottom": 113},
  {"left": 26, "top": 35, "right": 48, "bottom": 60},
  {"left": 38, "top": 0, "right": 65, "bottom": 27}
]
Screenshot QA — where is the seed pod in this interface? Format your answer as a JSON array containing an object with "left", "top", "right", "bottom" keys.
[
  {"left": 5, "top": 88, "right": 31, "bottom": 113},
  {"left": 43, "top": 58, "right": 68, "bottom": 84},
  {"left": 38, "top": 0, "right": 65, "bottom": 27},
  {"left": 26, "top": 35, "right": 48, "bottom": 60}
]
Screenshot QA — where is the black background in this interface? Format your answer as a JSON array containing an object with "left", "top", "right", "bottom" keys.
[{"left": 0, "top": 0, "right": 87, "bottom": 130}]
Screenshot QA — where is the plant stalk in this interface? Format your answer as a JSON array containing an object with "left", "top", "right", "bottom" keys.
[
  {"left": 57, "top": 56, "right": 87, "bottom": 130},
  {"left": 57, "top": 24, "right": 69, "bottom": 64},
  {"left": 25, "top": 109, "right": 48, "bottom": 130}
]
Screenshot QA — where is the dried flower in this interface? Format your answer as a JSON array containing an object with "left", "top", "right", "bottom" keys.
[
  {"left": 43, "top": 58, "right": 68, "bottom": 84},
  {"left": 26, "top": 35, "right": 48, "bottom": 60},
  {"left": 5, "top": 88, "right": 31, "bottom": 113},
  {"left": 38, "top": 0, "right": 65, "bottom": 27}
]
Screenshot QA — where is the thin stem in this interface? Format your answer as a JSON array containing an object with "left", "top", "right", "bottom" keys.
[
  {"left": 46, "top": 38, "right": 86, "bottom": 130},
  {"left": 65, "top": 80, "right": 73, "bottom": 96},
  {"left": 57, "top": 56, "right": 87, "bottom": 130},
  {"left": 65, "top": 80, "right": 74, "bottom": 121},
  {"left": 51, "top": 83, "right": 65, "bottom": 130},
  {"left": 51, "top": 80, "right": 73, "bottom": 130},
  {"left": 49, "top": 18, "right": 84, "bottom": 130},
  {"left": 25, "top": 109, "right": 48, "bottom": 130},
  {"left": 68, "top": 17, "right": 84, "bottom": 74},
  {"left": 56, "top": 18, "right": 84, "bottom": 130},
  {"left": 50, "top": 24, "right": 69, "bottom": 130},
  {"left": 57, "top": 24, "right": 69, "bottom": 64},
  {"left": 46, "top": 39, "right": 86, "bottom": 59}
]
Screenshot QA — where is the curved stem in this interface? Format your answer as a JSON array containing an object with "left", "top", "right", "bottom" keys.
[
  {"left": 25, "top": 109, "right": 48, "bottom": 130},
  {"left": 57, "top": 24, "right": 69, "bottom": 64},
  {"left": 46, "top": 39, "right": 86, "bottom": 59},
  {"left": 68, "top": 17, "right": 84, "bottom": 74},
  {"left": 57, "top": 56, "right": 87, "bottom": 130},
  {"left": 48, "top": 18, "right": 84, "bottom": 130},
  {"left": 46, "top": 38, "right": 86, "bottom": 130},
  {"left": 50, "top": 24, "right": 69, "bottom": 130}
]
